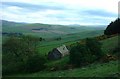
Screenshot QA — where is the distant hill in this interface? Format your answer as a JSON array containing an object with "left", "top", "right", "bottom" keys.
[
  {"left": 1, "top": 20, "right": 27, "bottom": 27},
  {"left": 2, "top": 20, "right": 105, "bottom": 38}
]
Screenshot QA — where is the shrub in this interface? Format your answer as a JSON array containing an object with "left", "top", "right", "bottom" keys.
[
  {"left": 86, "top": 38, "right": 104, "bottom": 60},
  {"left": 2, "top": 36, "right": 46, "bottom": 75},
  {"left": 2, "top": 52, "right": 25, "bottom": 75},
  {"left": 25, "top": 54, "right": 46, "bottom": 72},
  {"left": 69, "top": 43, "right": 94, "bottom": 67},
  {"left": 69, "top": 38, "right": 104, "bottom": 67},
  {"left": 111, "top": 46, "right": 120, "bottom": 56}
]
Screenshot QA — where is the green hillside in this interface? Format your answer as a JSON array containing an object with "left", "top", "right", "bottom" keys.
[
  {"left": 101, "top": 35, "right": 119, "bottom": 53},
  {"left": 38, "top": 30, "right": 104, "bottom": 55},
  {"left": 2, "top": 20, "right": 104, "bottom": 56},
  {"left": 2, "top": 20, "right": 119, "bottom": 78},
  {"left": 9, "top": 61, "right": 118, "bottom": 77},
  {"left": 4, "top": 35, "right": 119, "bottom": 77},
  {"left": 2, "top": 20, "right": 105, "bottom": 38}
]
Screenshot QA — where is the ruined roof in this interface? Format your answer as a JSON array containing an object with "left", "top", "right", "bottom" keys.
[{"left": 57, "top": 45, "right": 69, "bottom": 57}]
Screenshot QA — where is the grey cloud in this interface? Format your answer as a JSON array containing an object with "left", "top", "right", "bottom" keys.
[
  {"left": 2, "top": 2, "right": 67, "bottom": 11},
  {"left": 83, "top": 9, "right": 117, "bottom": 17}
]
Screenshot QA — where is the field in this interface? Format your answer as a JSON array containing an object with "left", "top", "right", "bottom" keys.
[
  {"left": 38, "top": 30, "right": 104, "bottom": 55},
  {"left": 8, "top": 61, "right": 118, "bottom": 77},
  {"left": 4, "top": 34, "right": 119, "bottom": 78},
  {"left": 2, "top": 20, "right": 105, "bottom": 38},
  {"left": 101, "top": 35, "right": 119, "bottom": 53},
  {"left": 2, "top": 20, "right": 104, "bottom": 55},
  {"left": 2, "top": 20, "right": 119, "bottom": 78}
]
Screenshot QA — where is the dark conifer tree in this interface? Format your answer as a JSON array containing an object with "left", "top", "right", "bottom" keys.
[{"left": 104, "top": 18, "right": 120, "bottom": 35}]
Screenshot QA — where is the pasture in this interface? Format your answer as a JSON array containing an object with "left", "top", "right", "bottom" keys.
[
  {"left": 2, "top": 20, "right": 119, "bottom": 77},
  {"left": 3, "top": 34, "right": 119, "bottom": 78},
  {"left": 38, "top": 30, "right": 104, "bottom": 55},
  {"left": 9, "top": 60, "right": 118, "bottom": 77}
]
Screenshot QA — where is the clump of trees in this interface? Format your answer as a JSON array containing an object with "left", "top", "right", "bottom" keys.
[
  {"left": 69, "top": 44, "right": 91, "bottom": 66},
  {"left": 2, "top": 35, "right": 46, "bottom": 75},
  {"left": 86, "top": 38, "right": 104, "bottom": 60},
  {"left": 69, "top": 38, "right": 104, "bottom": 67},
  {"left": 104, "top": 18, "right": 120, "bottom": 35},
  {"left": 55, "top": 37, "right": 62, "bottom": 41}
]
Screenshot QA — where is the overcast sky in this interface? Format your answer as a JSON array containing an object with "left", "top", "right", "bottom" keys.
[{"left": 1, "top": 0, "right": 119, "bottom": 25}]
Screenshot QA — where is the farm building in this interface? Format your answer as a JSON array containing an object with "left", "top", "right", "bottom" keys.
[{"left": 48, "top": 45, "right": 69, "bottom": 60}]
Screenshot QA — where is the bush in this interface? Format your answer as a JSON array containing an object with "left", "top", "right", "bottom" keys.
[
  {"left": 2, "top": 52, "right": 25, "bottom": 75},
  {"left": 86, "top": 38, "right": 104, "bottom": 60},
  {"left": 2, "top": 36, "right": 46, "bottom": 75},
  {"left": 111, "top": 46, "right": 120, "bottom": 56},
  {"left": 25, "top": 55, "right": 46, "bottom": 72},
  {"left": 70, "top": 43, "right": 94, "bottom": 67},
  {"left": 69, "top": 38, "right": 104, "bottom": 67}
]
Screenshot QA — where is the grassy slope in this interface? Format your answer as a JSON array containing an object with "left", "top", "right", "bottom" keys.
[
  {"left": 3, "top": 20, "right": 119, "bottom": 77},
  {"left": 10, "top": 61, "right": 118, "bottom": 77},
  {"left": 2, "top": 20, "right": 104, "bottom": 38},
  {"left": 45, "top": 35, "right": 119, "bottom": 76},
  {"left": 101, "top": 35, "right": 119, "bottom": 53},
  {"left": 6, "top": 35, "right": 119, "bottom": 77},
  {"left": 2, "top": 21, "right": 104, "bottom": 56},
  {"left": 2, "top": 26, "right": 103, "bottom": 38},
  {"left": 38, "top": 30, "right": 103, "bottom": 55}
]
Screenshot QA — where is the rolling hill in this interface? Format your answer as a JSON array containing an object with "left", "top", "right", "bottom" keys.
[
  {"left": 6, "top": 35, "right": 119, "bottom": 77},
  {"left": 2, "top": 20, "right": 119, "bottom": 78},
  {"left": 2, "top": 20, "right": 105, "bottom": 38}
]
